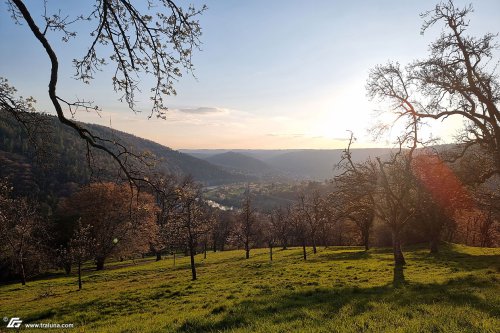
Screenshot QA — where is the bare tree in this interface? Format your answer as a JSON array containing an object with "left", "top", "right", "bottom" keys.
[
  {"left": 69, "top": 220, "right": 95, "bottom": 290},
  {"left": 210, "top": 210, "right": 234, "bottom": 252},
  {"left": 262, "top": 214, "right": 277, "bottom": 262},
  {"left": 297, "top": 190, "right": 324, "bottom": 254},
  {"left": 0, "top": 180, "right": 49, "bottom": 285},
  {"left": 150, "top": 174, "right": 178, "bottom": 261},
  {"left": 173, "top": 177, "right": 211, "bottom": 280},
  {"left": 235, "top": 187, "right": 258, "bottom": 259},
  {"left": 334, "top": 156, "right": 377, "bottom": 251},
  {"left": 4, "top": 0, "right": 206, "bottom": 186},
  {"left": 368, "top": 0, "right": 500, "bottom": 183},
  {"left": 270, "top": 206, "right": 291, "bottom": 250},
  {"left": 338, "top": 135, "right": 416, "bottom": 266},
  {"left": 289, "top": 204, "right": 308, "bottom": 261},
  {"left": 474, "top": 189, "right": 500, "bottom": 247}
]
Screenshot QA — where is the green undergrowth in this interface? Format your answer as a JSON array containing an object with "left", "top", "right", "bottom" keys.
[{"left": 0, "top": 243, "right": 498, "bottom": 332}]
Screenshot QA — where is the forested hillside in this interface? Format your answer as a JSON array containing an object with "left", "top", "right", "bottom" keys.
[{"left": 0, "top": 112, "right": 247, "bottom": 200}]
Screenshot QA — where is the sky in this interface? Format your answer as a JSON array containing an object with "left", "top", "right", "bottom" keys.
[{"left": 1, "top": 0, "right": 500, "bottom": 149}]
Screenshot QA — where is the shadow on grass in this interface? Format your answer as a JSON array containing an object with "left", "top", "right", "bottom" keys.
[
  {"left": 177, "top": 274, "right": 498, "bottom": 333},
  {"left": 409, "top": 243, "right": 500, "bottom": 272},
  {"left": 314, "top": 250, "right": 373, "bottom": 262},
  {"left": 393, "top": 264, "right": 406, "bottom": 288}
]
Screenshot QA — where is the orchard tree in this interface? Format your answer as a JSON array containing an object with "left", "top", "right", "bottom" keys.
[
  {"left": 3, "top": 0, "right": 206, "bottom": 186},
  {"left": 264, "top": 212, "right": 280, "bottom": 262},
  {"left": 150, "top": 174, "right": 179, "bottom": 261},
  {"left": 270, "top": 206, "right": 291, "bottom": 250},
  {"left": 334, "top": 158, "right": 377, "bottom": 251},
  {"left": 173, "top": 177, "right": 211, "bottom": 280},
  {"left": 235, "top": 187, "right": 258, "bottom": 259},
  {"left": 69, "top": 220, "right": 95, "bottom": 290},
  {"left": 335, "top": 138, "right": 380, "bottom": 252},
  {"left": 338, "top": 135, "right": 417, "bottom": 266},
  {"left": 211, "top": 210, "right": 234, "bottom": 252},
  {"left": 0, "top": 180, "right": 49, "bottom": 285},
  {"left": 412, "top": 152, "right": 470, "bottom": 253},
  {"left": 368, "top": 1, "right": 500, "bottom": 183},
  {"left": 289, "top": 204, "right": 309, "bottom": 261},
  {"left": 297, "top": 191, "right": 323, "bottom": 254},
  {"left": 59, "top": 182, "right": 158, "bottom": 270}
]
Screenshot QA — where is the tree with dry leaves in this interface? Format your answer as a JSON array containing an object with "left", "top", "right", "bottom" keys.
[{"left": 58, "top": 182, "right": 158, "bottom": 270}]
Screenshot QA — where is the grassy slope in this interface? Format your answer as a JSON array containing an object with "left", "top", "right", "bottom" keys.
[{"left": 0, "top": 244, "right": 499, "bottom": 333}]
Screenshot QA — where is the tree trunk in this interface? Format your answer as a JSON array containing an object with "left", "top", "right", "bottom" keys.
[
  {"left": 429, "top": 238, "right": 439, "bottom": 254},
  {"left": 189, "top": 246, "right": 197, "bottom": 281},
  {"left": 173, "top": 252, "right": 176, "bottom": 267},
  {"left": 204, "top": 242, "right": 207, "bottom": 259},
  {"left": 364, "top": 232, "right": 370, "bottom": 251},
  {"left": 312, "top": 238, "right": 317, "bottom": 254},
  {"left": 19, "top": 257, "right": 26, "bottom": 286},
  {"left": 156, "top": 252, "right": 162, "bottom": 261},
  {"left": 95, "top": 256, "right": 105, "bottom": 270},
  {"left": 245, "top": 242, "right": 250, "bottom": 259},
  {"left": 392, "top": 232, "right": 406, "bottom": 266},
  {"left": 78, "top": 262, "right": 82, "bottom": 290},
  {"left": 212, "top": 239, "right": 217, "bottom": 252},
  {"left": 302, "top": 240, "right": 307, "bottom": 261},
  {"left": 393, "top": 264, "right": 405, "bottom": 287},
  {"left": 64, "top": 262, "right": 72, "bottom": 275},
  {"left": 269, "top": 244, "right": 273, "bottom": 262}
]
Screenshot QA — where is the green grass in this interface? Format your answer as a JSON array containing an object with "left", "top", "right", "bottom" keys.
[{"left": 1, "top": 244, "right": 499, "bottom": 332}]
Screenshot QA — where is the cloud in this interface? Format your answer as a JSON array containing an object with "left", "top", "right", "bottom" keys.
[
  {"left": 266, "top": 133, "right": 305, "bottom": 138},
  {"left": 177, "top": 107, "right": 227, "bottom": 115}
]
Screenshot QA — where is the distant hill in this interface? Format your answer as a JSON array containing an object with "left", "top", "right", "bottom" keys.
[
  {"left": 204, "top": 151, "right": 285, "bottom": 180},
  {"left": 0, "top": 112, "right": 248, "bottom": 199},
  {"left": 181, "top": 148, "right": 393, "bottom": 180},
  {"left": 264, "top": 149, "right": 393, "bottom": 180}
]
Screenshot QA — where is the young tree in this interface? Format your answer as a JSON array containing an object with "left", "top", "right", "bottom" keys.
[
  {"left": 334, "top": 159, "right": 377, "bottom": 251},
  {"left": 473, "top": 189, "right": 500, "bottom": 247},
  {"left": 69, "top": 220, "right": 95, "bottom": 290},
  {"left": 236, "top": 187, "right": 258, "bottom": 259},
  {"left": 211, "top": 210, "right": 234, "bottom": 252},
  {"left": 270, "top": 206, "right": 291, "bottom": 250},
  {"left": 151, "top": 175, "right": 179, "bottom": 261},
  {"left": 263, "top": 214, "right": 278, "bottom": 262},
  {"left": 297, "top": 191, "right": 323, "bottom": 254},
  {"left": 173, "top": 177, "right": 211, "bottom": 280},
  {"left": 4, "top": 1, "right": 206, "bottom": 185},
  {"left": 289, "top": 204, "right": 309, "bottom": 261}
]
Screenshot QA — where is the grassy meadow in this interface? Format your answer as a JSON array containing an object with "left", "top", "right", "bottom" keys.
[{"left": 0, "top": 244, "right": 499, "bottom": 332}]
